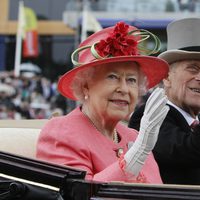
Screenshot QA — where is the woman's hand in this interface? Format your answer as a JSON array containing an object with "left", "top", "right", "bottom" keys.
[{"left": 124, "top": 88, "right": 169, "bottom": 176}]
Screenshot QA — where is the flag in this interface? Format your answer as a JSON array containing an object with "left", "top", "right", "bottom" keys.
[
  {"left": 81, "top": 9, "right": 102, "bottom": 42},
  {"left": 14, "top": 1, "right": 26, "bottom": 77},
  {"left": 22, "top": 7, "right": 39, "bottom": 58}
]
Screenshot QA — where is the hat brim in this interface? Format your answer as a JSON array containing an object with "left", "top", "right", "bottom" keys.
[
  {"left": 159, "top": 50, "right": 200, "bottom": 64},
  {"left": 58, "top": 56, "right": 169, "bottom": 100}
]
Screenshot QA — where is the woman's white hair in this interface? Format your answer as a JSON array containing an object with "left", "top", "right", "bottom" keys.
[
  {"left": 71, "top": 62, "right": 148, "bottom": 103},
  {"left": 71, "top": 67, "right": 95, "bottom": 102}
]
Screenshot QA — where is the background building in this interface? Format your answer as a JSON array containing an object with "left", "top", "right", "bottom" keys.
[{"left": 1, "top": 0, "right": 200, "bottom": 80}]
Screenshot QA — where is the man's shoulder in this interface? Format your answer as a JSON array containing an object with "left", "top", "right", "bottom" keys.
[
  {"left": 131, "top": 104, "right": 146, "bottom": 118},
  {"left": 166, "top": 105, "right": 187, "bottom": 121},
  {"left": 131, "top": 103, "right": 186, "bottom": 120},
  {"left": 128, "top": 103, "right": 187, "bottom": 130},
  {"left": 128, "top": 104, "right": 145, "bottom": 130}
]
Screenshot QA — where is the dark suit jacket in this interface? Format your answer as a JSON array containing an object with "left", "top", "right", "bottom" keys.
[{"left": 128, "top": 104, "right": 200, "bottom": 185}]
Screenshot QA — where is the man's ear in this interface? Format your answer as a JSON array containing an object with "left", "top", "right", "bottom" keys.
[{"left": 163, "top": 75, "right": 171, "bottom": 88}]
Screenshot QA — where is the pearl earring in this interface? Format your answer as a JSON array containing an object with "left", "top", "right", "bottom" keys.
[{"left": 84, "top": 95, "right": 88, "bottom": 100}]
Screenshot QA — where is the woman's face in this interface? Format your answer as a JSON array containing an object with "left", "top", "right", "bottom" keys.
[{"left": 84, "top": 62, "right": 140, "bottom": 122}]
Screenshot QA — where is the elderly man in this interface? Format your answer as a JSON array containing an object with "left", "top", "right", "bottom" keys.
[{"left": 129, "top": 18, "right": 200, "bottom": 185}]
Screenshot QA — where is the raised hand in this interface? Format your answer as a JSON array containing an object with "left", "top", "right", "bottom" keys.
[{"left": 124, "top": 88, "right": 169, "bottom": 176}]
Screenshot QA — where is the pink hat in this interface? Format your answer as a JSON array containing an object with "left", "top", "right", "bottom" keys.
[{"left": 58, "top": 22, "right": 169, "bottom": 100}]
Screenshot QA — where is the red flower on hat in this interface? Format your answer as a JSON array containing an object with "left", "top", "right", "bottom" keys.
[{"left": 95, "top": 22, "right": 139, "bottom": 57}]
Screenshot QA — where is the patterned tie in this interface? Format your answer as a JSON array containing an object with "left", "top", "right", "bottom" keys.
[{"left": 191, "top": 120, "right": 200, "bottom": 132}]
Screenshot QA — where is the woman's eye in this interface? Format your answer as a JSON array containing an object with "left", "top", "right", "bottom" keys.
[
  {"left": 107, "top": 74, "right": 118, "bottom": 80},
  {"left": 127, "top": 77, "right": 137, "bottom": 84}
]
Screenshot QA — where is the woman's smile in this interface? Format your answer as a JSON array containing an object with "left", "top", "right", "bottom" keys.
[{"left": 110, "top": 99, "right": 129, "bottom": 107}]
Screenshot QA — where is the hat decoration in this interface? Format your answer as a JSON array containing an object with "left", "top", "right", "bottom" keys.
[{"left": 72, "top": 22, "right": 161, "bottom": 66}]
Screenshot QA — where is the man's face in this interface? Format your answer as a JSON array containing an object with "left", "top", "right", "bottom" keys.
[{"left": 164, "top": 60, "right": 200, "bottom": 117}]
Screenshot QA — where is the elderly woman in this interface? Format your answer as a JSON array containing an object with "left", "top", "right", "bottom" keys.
[{"left": 36, "top": 22, "right": 169, "bottom": 183}]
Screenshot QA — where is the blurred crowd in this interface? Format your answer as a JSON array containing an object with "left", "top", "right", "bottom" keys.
[{"left": 0, "top": 71, "right": 75, "bottom": 119}]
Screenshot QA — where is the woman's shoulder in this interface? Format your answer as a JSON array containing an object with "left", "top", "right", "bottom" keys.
[
  {"left": 39, "top": 107, "right": 90, "bottom": 145},
  {"left": 41, "top": 107, "right": 83, "bottom": 131}
]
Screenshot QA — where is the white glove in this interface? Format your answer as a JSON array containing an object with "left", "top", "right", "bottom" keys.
[{"left": 124, "top": 88, "right": 169, "bottom": 176}]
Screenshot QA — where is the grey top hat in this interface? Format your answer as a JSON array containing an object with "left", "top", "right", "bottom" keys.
[{"left": 159, "top": 18, "right": 200, "bottom": 64}]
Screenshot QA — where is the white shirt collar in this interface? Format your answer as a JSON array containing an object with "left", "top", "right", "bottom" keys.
[{"left": 167, "top": 100, "right": 197, "bottom": 126}]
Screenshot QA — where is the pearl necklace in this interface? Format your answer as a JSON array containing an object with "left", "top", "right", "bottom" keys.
[
  {"left": 82, "top": 110, "right": 119, "bottom": 144},
  {"left": 113, "top": 129, "right": 119, "bottom": 144}
]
